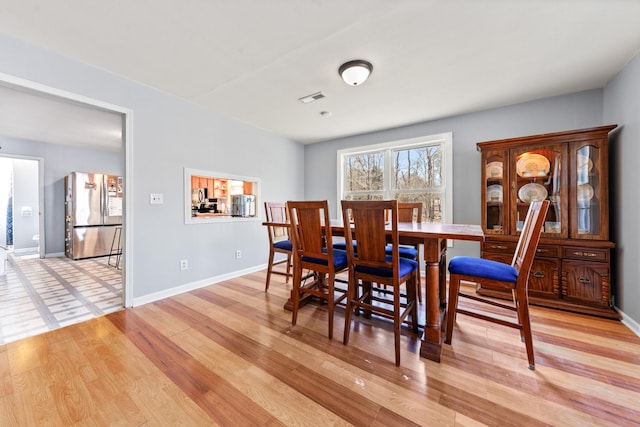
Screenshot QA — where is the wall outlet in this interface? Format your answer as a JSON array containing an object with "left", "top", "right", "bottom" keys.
[
  {"left": 235, "top": 250, "right": 241, "bottom": 259},
  {"left": 180, "top": 259, "right": 188, "bottom": 270}
]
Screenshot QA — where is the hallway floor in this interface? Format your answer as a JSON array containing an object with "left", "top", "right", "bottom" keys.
[{"left": 0, "top": 253, "right": 123, "bottom": 344}]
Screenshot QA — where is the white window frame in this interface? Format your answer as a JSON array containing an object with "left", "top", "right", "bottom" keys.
[{"left": 336, "top": 132, "right": 453, "bottom": 225}]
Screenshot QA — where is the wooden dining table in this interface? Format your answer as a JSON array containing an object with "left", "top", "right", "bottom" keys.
[
  {"left": 330, "top": 221, "right": 484, "bottom": 363},
  {"left": 263, "top": 219, "right": 484, "bottom": 363}
]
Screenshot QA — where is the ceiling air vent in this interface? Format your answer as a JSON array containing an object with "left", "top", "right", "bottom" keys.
[{"left": 298, "top": 91, "right": 325, "bottom": 104}]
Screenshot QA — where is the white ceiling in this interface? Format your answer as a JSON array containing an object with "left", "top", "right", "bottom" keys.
[
  {"left": 1, "top": 0, "right": 640, "bottom": 147},
  {"left": 0, "top": 83, "right": 123, "bottom": 150}
]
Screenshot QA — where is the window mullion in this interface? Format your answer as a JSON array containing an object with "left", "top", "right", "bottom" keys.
[{"left": 384, "top": 148, "right": 393, "bottom": 199}]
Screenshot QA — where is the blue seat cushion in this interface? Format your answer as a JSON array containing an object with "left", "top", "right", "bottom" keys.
[
  {"left": 302, "top": 248, "right": 348, "bottom": 269},
  {"left": 355, "top": 256, "right": 418, "bottom": 278},
  {"left": 333, "top": 241, "right": 357, "bottom": 252},
  {"left": 274, "top": 240, "right": 292, "bottom": 251},
  {"left": 448, "top": 256, "right": 518, "bottom": 283},
  {"left": 385, "top": 244, "right": 418, "bottom": 259}
]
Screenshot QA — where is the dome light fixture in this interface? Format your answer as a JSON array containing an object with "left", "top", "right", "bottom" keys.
[{"left": 338, "top": 60, "right": 373, "bottom": 86}]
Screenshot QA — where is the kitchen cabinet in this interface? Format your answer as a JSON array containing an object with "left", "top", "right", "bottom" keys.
[{"left": 477, "top": 125, "right": 618, "bottom": 318}]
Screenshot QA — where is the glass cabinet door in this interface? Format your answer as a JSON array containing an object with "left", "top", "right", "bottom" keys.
[
  {"left": 512, "top": 144, "right": 568, "bottom": 238},
  {"left": 571, "top": 141, "right": 606, "bottom": 239},
  {"left": 482, "top": 150, "right": 506, "bottom": 234}
]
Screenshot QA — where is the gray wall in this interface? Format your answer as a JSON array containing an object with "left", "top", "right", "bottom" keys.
[
  {"left": 0, "top": 138, "right": 123, "bottom": 255},
  {"left": 0, "top": 33, "right": 304, "bottom": 302},
  {"left": 603, "top": 51, "right": 640, "bottom": 323},
  {"left": 305, "top": 90, "right": 604, "bottom": 259}
]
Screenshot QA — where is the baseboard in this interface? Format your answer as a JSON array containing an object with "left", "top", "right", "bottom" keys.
[
  {"left": 618, "top": 307, "right": 640, "bottom": 338},
  {"left": 132, "top": 264, "right": 267, "bottom": 307},
  {"left": 45, "top": 252, "right": 65, "bottom": 258},
  {"left": 14, "top": 247, "right": 39, "bottom": 255}
]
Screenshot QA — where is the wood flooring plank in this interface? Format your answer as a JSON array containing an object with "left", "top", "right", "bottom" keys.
[
  {"left": 154, "top": 297, "right": 391, "bottom": 426},
  {"left": 108, "top": 308, "right": 283, "bottom": 426}
]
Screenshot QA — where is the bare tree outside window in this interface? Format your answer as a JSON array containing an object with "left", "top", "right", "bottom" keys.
[{"left": 341, "top": 139, "right": 447, "bottom": 222}]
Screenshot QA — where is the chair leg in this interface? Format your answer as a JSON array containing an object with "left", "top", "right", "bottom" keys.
[
  {"left": 327, "top": 272, "right": 335, "bottom": 339},
  {"left": 343, "top": 276, "right": 356, "bottom": 345},
  {"left": 416, "top": 261, "right": 422, "bottom": 303},
  {"left": 285, "top": 254, "right": 292, "bottom": 283},
  {"left": 362, "top": 281, "right": 372, "bottom": 319},
  {"left": 516, "top": 290, "right": 535, "bottom": 370},
  {"left": 445, "top": 274, "right": 461, "bottom": 345},
  {"left": 409, "top": 275, "right": 419, "bottom": 334},
  {"left": 265, "top": 248, "right": 276, "bottom": 291},
  {"left": 511, "top": 289, "right": 526, "bottom": 342},
  {"left": 394, "top": 283, "right": 401, "bottom": 366},
  {"left": 291, "top": 263, "right": 302, "bottom": 327}
]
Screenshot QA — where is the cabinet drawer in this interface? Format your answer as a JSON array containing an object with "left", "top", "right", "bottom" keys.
[
  {"left": 483, "top": 241, "right": 516, "bottom": 253},
  {"left": 483, "top": 241, "right": 558, "bottom": 258},
  {"left": 563, "top": 247, "right": 608, "bottom": 262},
  {"left": 534, "top": 244, "right": 559, "bottom": 258}
]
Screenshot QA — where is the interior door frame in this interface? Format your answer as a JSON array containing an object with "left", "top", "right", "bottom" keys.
[{"left": 0, "top": 72, "right": 134, "bottom": 308}]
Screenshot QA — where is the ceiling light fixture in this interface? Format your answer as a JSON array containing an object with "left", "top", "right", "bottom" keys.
[{"left": 338, "top": 60, "right": 373, "bottom": 86}]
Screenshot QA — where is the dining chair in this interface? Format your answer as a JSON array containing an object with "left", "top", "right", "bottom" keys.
[
  {"left": 445, "top": 200, "right": 549, "bottom": 370},
  {"left": 287, "top": 200, "right": 348, "bottom": 339},
  {"left": 264, "top": 202, "right": 292, "bottom": 291},
  {"left": 341, "top": 199, "right": 420, "bottom": 366}
]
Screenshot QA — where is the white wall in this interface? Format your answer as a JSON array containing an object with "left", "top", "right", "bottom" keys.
[
  {"left": 0, "top": 33, "right": 304, "bottom": 302},
  {"left": 603, "top": 51, "right": 640, "bottom": 325}
]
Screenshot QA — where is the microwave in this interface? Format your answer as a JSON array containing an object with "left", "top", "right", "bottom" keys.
[{"left": 231, "top": 194, "right": 256, "bottom": 217}]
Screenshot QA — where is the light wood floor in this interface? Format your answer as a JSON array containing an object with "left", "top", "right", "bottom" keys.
[{"left": 1, "top": 270, "right": 639, "bottom": 426}]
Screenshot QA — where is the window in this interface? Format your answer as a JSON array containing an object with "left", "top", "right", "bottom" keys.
[{"left": 337, "top": 132, "right": 452, "bottom": 223}]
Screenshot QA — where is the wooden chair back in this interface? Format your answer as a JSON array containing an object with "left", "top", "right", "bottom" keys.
[
  {"left": 397, "top": 202, "right": 423, "bottom": 222},
  {"left": 264, "top": 201, "right": 289, "bottom": 244},
  {"left": 512, "top": 200, "right": 549, "bottom": 286},
  {"left": 287, "top": 200, "right": 334, "bottom": 263},
  {"left": 343, "top": 200, "right": 399, "bottom": 276}
]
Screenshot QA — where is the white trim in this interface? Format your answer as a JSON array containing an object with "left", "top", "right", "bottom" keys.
[
  {"left": 132, "top": 264, "right": 266, "bottom": 307},
  {"left": 0, "top": 72, "right": 135, "bottom": 308},
  {"left": 619, "top": 307, "right": 640, "bottom": 338}
]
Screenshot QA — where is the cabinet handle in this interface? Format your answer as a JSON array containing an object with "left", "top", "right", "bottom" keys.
[
  {"left": 490, "top": 245, "right": 508, "bottom": 250},
  {"left": 572, "top": 251, "right": 597, "bottom": 257},
  {"left": 532, "top": 271, "right": 545, "bottom": 278},
  {"left": 578, "top": 276, "right": 591, "bottom": 284},
  {"left": 536, "top": 248, "right": 549, "bottom": 253}
]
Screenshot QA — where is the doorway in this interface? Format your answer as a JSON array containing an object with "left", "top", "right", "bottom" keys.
[
  {"left": 0, "top": 74, "right": 132, "bottom": 343},
  {"left": 0, "top": 156, "right": 43, "bottom": 258}
]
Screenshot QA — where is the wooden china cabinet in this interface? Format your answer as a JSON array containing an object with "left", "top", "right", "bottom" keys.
[{"left": 477, "top": 125, "right": 619, "bottom": 319}]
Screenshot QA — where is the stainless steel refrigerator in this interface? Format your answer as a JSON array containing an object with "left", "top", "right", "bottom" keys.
[{"left": 64, "top": 172, "right": 123, "bottom": 260}]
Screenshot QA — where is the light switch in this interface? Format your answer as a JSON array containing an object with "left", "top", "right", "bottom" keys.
[{"left": 150, "top": 193, "right": 163, "bottom": 204}]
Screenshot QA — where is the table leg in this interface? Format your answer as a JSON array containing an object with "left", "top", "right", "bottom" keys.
[{"left": 419, "top": 238, "right": 447, "bottom": 362}]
